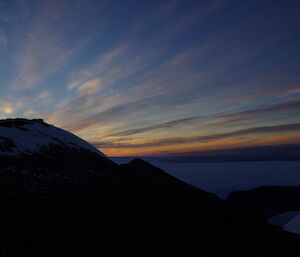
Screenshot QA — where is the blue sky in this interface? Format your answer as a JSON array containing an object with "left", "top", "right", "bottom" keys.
[{"left": 1, "top": 0, "right": 300, "bottom": 156}]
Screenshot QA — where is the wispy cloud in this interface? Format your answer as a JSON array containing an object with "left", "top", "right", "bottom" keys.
[
  {"left": 223, "top": 99, "right": 300, "bottom": 119},
  {"left": 93, "top": 123, "right": 300, "bottom": 149},
  {"left": 0, "top": 33, "right": 7, "bottom": 51},
  {"left": 11, "top": 0, "right": 90, "bottom": 89},
  {"left": 37, "top": 91, "right": 52, "bottom": 102},
  {"left": 68, "top": 46, "right": 128, "bottom": 91},
  {"left": 2, "top": 0, "right": 298, "bottom": 156},
  {"left": 75, "top": 79, "right": 103, "bottom": 95},
  {"left": 46, "top": 1, "right": 275, "bottom": 135},
  {"left": 108, "top": 115, "right": 204, "bottom": 137},
  {"left": 47, "top": 57, "right": 300, "bottom": 138},
  {"left": 156, "top": 0, "right": 180, "bottom": 16},
  {"left": 97, "top": 98, "right": 300, "bottom": 138}
]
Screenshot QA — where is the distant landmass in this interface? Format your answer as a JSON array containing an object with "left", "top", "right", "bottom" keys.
[{"left": 152, "top": 144, "right": 300, "bottom": 163}]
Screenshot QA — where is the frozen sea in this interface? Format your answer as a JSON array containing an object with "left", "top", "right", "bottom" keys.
[{"left": 112, "top": 157, "right": 300, "bottom": 199}]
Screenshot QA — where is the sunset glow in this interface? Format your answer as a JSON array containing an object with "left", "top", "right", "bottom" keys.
[{"left": 1, "top": 0, "right": 300, "bottom": 156}]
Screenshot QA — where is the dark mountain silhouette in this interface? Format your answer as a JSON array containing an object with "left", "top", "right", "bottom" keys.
[
  {"left": 229, "top": 186, "right": 300, "bottom": 221},
  {"left": 0, "top": 119, "right": 300, "bottom": 256}
]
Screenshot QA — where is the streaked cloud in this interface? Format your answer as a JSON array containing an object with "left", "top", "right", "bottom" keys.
[
  {"left": 76, "top": 79, "right": 103, "bottom": 95},
  {"left": 68, "top": 46, "right": 128, "bottom": 91},
  {"left": 94, "top": 123, "right": 300, "bottom": 149},
  {"left": 108, "top": 116, "right": 204, "bottom": 137},
  {"left": 0, "top": 33, "right": 7, "bottom": 51},
  {"left": 11, "top": 0, "right": 92, "bottom": 89},
  {"left": 225, "top": 99, "right": 300, "bottom": 119},
  {"left": 0, "top": 0, "right": 300, "bottom": 156},
  {"left": 37, "top": 91, "right": 52, "bottom": 101}
]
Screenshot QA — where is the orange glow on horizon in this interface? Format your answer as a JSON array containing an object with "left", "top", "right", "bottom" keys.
[{"left": 100, "top": 132, "right": 300, "bottom": 156}]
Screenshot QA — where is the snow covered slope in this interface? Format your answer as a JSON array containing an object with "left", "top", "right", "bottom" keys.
[
  {"left": 0, "top": 119, "right": 106, "bottom": 158},
  {"left": 284, "top": 213, "right": 300, "bottom": 235},
  {"left": 268, "top": 211, "right": 300, "bottom": 235}
]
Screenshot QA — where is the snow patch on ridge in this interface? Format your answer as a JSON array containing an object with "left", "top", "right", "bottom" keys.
[
  {"left": 268, "top": 211, "right": 300, "bottom": 235},
  {"left": 0, "top": 119, "right": 106, "bottom": 158}
]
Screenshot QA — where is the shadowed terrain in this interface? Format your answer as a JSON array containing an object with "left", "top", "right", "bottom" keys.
[{"left": 0, "top": 119, "right": 300, "bottom": 257}]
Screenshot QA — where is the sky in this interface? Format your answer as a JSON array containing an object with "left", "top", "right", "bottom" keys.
[{"left": 0, "top": 0, "right": 300, "bottom": 156}]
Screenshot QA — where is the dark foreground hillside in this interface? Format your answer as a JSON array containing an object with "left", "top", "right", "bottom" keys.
[
  {"left": 0, "top": 119, "right": 300, "bottom": 257},
  {"left": 0, "top": 157, "right": 300, "bottom": 257},
  {"left": 229, "top": 186, "right": 300, "bottom": 221}
]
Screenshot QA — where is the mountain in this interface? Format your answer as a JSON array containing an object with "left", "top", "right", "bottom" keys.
[
  {"left": 0, "top": 118, "right": 300, "bottom": 257},
  {"left": 0, "top": 118, "right": 105, "bottom": 158}
]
